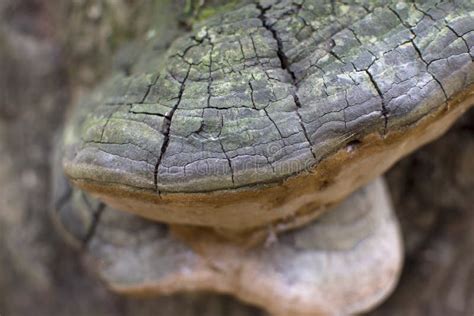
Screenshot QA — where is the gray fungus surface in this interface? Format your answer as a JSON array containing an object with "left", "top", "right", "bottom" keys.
[{"left": 63, "top": 0, "right": 474, "bottom": 193}]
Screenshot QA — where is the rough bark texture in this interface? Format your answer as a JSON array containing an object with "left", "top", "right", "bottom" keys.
[{"left": 0, "top": 0, "right": 473, "bottom": 315}]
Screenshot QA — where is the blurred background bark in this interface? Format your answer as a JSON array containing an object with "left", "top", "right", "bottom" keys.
[{"left": 0, "top": 1, "right": 472, "bottom": 315}]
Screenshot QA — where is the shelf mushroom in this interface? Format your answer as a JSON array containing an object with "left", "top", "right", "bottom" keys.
[
  {"left": 54, "top": 175, "right": 402, "bottom": 315},
  {"left": 53, "top": 0, "right": 474, "bottom": 315}
]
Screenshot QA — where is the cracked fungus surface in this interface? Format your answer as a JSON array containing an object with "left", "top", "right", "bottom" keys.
[{"left": 64, "top": 0, "right": 474, "bottom": 193}]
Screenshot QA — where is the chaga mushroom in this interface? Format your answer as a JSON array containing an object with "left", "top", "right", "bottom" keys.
[{"left": 53, "top": 0, "right": 474, "bottom": 315}]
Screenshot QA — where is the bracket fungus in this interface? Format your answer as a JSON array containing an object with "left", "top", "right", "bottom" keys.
[
  {"left": 53, "top": 0, "right": 474, "bottom": 315},
  {"left": 54, "top": 176, "right": 402, "bottom": 315}
]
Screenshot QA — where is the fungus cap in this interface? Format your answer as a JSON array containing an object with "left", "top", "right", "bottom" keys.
[
  {"left": 54, "top": 177, "right": 402, "bottom": 316},
  {"left": 63, "top": 0, "right": 474, "bottom": 231}
]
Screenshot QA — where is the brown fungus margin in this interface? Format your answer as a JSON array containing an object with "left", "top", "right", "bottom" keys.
[{"left": 69, "top": 85, "right": 474, "bottom": 233}]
